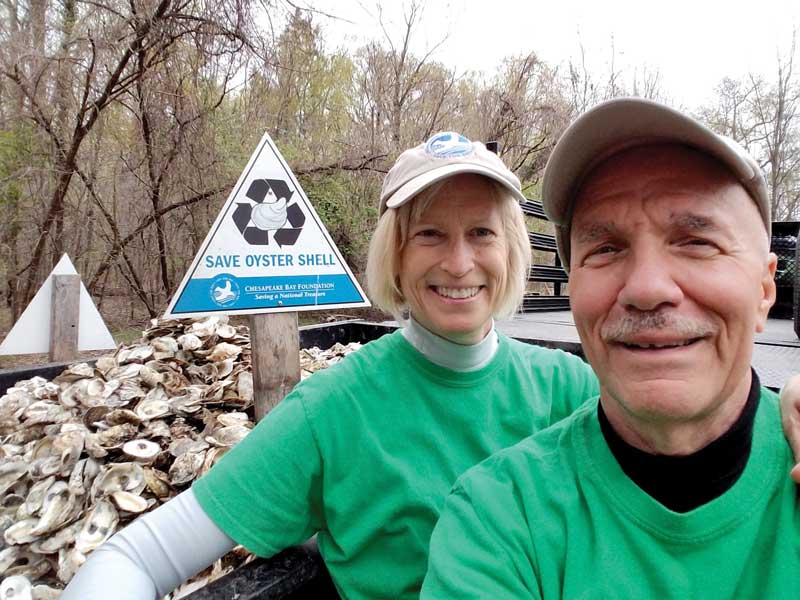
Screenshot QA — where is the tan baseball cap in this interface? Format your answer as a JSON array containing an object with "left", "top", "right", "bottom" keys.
[
  {"left": 379, "top": 131, "right": 527, "bottom": 214},
  {"left": 542, "top": 97, "right": 771, "bottom": 268}
]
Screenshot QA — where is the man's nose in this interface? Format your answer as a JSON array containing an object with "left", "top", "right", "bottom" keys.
[
  {"left": 617, "top": 249, "right": 683, "bottom": 311},
  {"left": 440, "top": 236, "right": 474, "bottom": 277}
]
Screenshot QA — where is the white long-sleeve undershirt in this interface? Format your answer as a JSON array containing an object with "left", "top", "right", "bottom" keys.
[{"left": 60, "top": 488, "right": 235, "bottom": 600}]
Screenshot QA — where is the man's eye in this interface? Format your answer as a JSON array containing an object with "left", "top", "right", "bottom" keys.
[
  {"left": 590, "top": 244, "right": 618, "bottom": 256},
  {"left": 679, "top": 237, "right": 719, "bottom": 253},
  {"left": 580, "top": 244, "right": 621, "bottom": 266}
]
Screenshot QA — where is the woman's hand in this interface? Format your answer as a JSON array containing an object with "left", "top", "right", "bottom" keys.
[{"left": 780, "top": 374, "right": 800, "bottom": 483}]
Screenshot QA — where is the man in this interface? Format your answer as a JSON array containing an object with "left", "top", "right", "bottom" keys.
[{"left": 421, "top": 98, "right": 799, "bottom": 598}]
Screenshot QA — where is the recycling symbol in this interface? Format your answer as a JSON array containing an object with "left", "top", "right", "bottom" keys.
[{"left": 232, "top": 179, "right": 305, "bottom": 246}]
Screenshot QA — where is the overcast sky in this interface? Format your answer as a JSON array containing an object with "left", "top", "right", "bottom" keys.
[{"left": 303, "top": 0, "right": 799, "bottom": 109}]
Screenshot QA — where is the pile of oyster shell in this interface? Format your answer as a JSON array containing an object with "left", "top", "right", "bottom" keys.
[{"left": 0, "top": 316, "right": 361, "bottom": 599}]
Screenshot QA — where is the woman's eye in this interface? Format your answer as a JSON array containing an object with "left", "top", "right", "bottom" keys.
[
  {"left": 472, "top": 227, "right": 494, "bottom": 237},
  {"left": 412, "top": 229, "right": 442, "bottom": 242}
]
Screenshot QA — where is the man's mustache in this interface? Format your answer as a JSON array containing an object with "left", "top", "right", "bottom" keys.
[{"left": 601, "top": 311, "right": 717, "bottom": 343}]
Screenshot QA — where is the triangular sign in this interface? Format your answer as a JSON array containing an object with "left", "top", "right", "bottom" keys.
[
  {"left": 0, "top": 254, "right": 116, "bottom": 355},
  {"left": 164, "top": 133, "right": 370, "bottom": 318}
]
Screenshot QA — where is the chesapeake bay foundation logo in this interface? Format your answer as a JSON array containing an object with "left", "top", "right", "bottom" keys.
[
  {"left": 209, "top": 274, "right": 240, "bottom": 307},
  {"left": 232, "top": 178, "right": 306, "bottom": 247}
]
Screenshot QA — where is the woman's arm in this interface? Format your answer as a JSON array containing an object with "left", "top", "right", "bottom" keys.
[{"left": 60, "top": 488, "right": 236, "bottom": 600}]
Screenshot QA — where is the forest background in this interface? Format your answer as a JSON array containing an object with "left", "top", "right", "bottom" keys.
[{"left": 1, "top": 0, "right": 799, "bottom": 361}]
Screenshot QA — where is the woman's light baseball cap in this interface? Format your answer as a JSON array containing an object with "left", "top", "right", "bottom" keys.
[
  {"left": 542, "top": 97, "right": 770, "bottom": 268},
  {"left": 379, "top": 131, "right": 527, "bottom": 214}
]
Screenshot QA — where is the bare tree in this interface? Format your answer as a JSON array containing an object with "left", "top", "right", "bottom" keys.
[
  {"left": 698, "top": 34, "right": 800, "bottom": 220},
  {"left": 352, "top": 0, "right": 454, "bottom": 154},
  {"left": 1, "top": 0, "right": 259, "bottom": 315},
  {"left": 750, "top": 38, "right": 800, "bottom": 220}
]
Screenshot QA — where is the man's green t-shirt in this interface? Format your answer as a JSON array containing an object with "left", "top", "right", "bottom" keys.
[
  {"left": 192, "top": 330, "right": 598, "bottom": 599},
  {"left": 422, "top": 388, "right": 800, "bottom": 599}
]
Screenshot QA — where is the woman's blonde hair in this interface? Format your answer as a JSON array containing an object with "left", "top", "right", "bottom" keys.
[{"left": 366, "top": 177, "right": 530, "bottom": 320}]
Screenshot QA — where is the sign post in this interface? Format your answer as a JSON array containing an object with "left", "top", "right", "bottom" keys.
[
  {"left": 0, "top": 254, "right": 116, "bottom": 359},
  {"left": 249, "top": 312, "right": 300, "bottom": 421},
  {"left": 49, "top": 274, "right": 80, "bottom": 362},
  {"left": 165, "top": 133, "right": 370, "bottom": 420}
]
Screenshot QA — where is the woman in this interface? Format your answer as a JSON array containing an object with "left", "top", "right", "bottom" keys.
[{"left": 61, "top": 132, "right": 800, "bottom": 599}]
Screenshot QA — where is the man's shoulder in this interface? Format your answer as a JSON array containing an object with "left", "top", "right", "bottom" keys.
[
  {"left": 502, "top": 334, "right": 581, "bottom": 361},
  {"left": 500, "top": 335, "right": 594, "bottom": 377},
  {"left": 454, "top": 400, "right": 597, "bottom": 500},
  {"left": 759, "top": 385, "right": 780, "bottom": 404}
]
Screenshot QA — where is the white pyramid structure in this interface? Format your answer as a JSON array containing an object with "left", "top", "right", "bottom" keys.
[{"left": 0, "top": 254, "right": 116, "bottom": 355}]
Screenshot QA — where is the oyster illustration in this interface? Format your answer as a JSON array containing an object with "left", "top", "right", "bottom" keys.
[{"left": 251, "top": 196, "right": 287, "bottom": 230}]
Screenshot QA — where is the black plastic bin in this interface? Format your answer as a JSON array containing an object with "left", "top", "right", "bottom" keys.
[{"left": 768, "top": 221, "right": 800, "bottom": 339}]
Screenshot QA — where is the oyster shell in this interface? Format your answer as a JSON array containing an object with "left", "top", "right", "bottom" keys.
[
  {"left": 177, "top": 333, "right": 202, "bottom": 351},
  {"left": 91, "top": 463, "right": 145, "bottom": 498},
  {"left": 20, "top": 476, "right": 56, "bottom": 519},
  {"left": 122, "top": 439, "right": 160, "bottom": 462},
  {"left": 135, "top": 387, "right": 171, "bottom": 421},
  {"left": 74, "top": 500, "right": 118, "bottom": 554},
  {"left": 28, "top": 518, "right": 84, "bottom": 554},
  {"left": 0, "top": 463, "right": 28, "bottom": 497},
  {"left": 205, "top": 424, "right": 251, "bottom": 448},
  {"left": 4, "top": 519, "right": 40, "bottom": 545},
  {"left": 110, "top": 491, "right": 149, "bottom": 514},
  {"left": 0, "top": 574, "right": 33, "bottom": 600},
  {"left": 31, "top": 481, "right": 75, "bottom": 535},
  {"left": 168, "top": 452, "right": 204, "bottom": 486}
]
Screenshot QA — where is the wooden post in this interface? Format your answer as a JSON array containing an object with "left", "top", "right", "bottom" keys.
[
  {"left": 49, "top": 274, "right": 80, "bottom": 362},
  {"left": 249, "top": 312, "right": 300, "bottom": 422}
]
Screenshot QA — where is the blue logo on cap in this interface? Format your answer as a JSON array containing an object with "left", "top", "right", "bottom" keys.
[{"left": 425, "top": 132, "right": 473, "bottom": 158}]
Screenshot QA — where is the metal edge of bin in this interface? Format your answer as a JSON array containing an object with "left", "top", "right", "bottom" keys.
[
  {"left": 183, "top": 545, "right": 336, "bottom": 600},
  {"left": 297, "top": 320, "right": 398, "bottom": 350},
  {"left": 0, "top": 361, "right": 83, "bottom": 397}
]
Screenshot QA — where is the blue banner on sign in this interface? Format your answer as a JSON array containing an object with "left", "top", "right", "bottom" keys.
[{"left": 172, "top": 273, "right": 364, "bottom": 314}]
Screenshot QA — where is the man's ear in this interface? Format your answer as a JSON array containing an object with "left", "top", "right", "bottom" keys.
[{"left": 755, "top": 252, "right": 778, "bottom": 333}]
